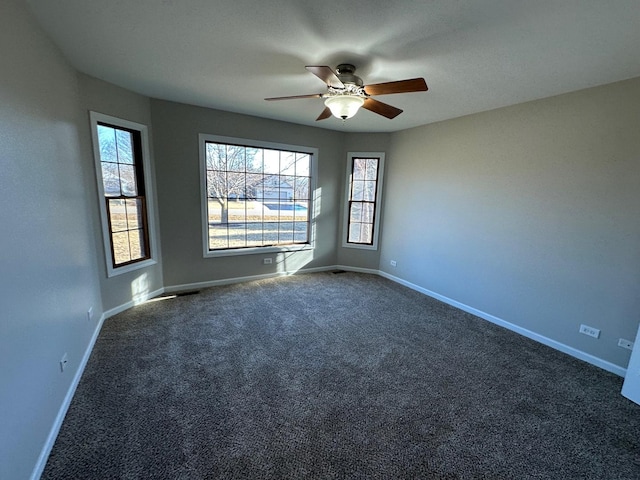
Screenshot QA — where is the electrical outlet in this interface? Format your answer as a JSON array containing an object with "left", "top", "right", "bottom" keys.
[
  {"left": 60, "top": 353, "right": 68, "bottom": 373},
  {"left": 579, "top": 324, "right": 600, "bottom": 339},
  {"left": 87, "top": 307, "right": 93, "bottom": 322},
  {"left": 618, "top": 338, "right": 634, "bottom": 350},
  {"left": 390, "top": 260, "right": 397, "bottom": 267},
  {"left": 263, "top": 258, "right": 272, "bottom": 265}
]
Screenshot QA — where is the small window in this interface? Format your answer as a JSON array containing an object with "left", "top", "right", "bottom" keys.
[
  {"left": 90, "top": 112, "right": 157, "bottom": 276},
  {"left": 343, "top": 152, "right": 385, "bottom": 250},
  {"left": 199, "top": 134, "right": 317, "bottom": 257}
]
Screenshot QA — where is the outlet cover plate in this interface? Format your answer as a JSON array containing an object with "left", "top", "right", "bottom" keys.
[
  {"left": 618, "top": 338, "right": 634, "bottom": 350},
  {"left": 579, "top": 324, "right": 600, "bottom": 339}
]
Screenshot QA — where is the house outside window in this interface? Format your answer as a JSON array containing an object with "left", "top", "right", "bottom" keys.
[
  {"left": 343, "top": 152, "right": 385, "bottom": 250},
  {"left": 90, "top": 112, "right": 157, "bottom": 277},
  {"left": 199, "top": 134, "right": 317, "bottom": 257}
]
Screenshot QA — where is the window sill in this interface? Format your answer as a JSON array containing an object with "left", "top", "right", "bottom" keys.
[
  {"left": 203, "top": 244, "right": 313, "bottom": 258},
  {"left": 106, "top": 258, "right": 158, "bottom": 278}
]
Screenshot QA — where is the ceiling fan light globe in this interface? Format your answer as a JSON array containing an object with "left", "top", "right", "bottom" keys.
[{"left": 324, "top": 96, "right": 365, "bottom": 120}]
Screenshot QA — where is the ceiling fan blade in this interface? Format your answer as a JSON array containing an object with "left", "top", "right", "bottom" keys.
[
  {"left": 265, "top": 93, "right": 324, "bottom": 101},
  {"left": 316, "top": 107, "right": 332, "bottom": 121},
  {"left": 362, "top": 98, "right": 403, "bottom": 119},
  {"left": 364, "top": 78, "right": 428, "bottom": 96},
  {"left": 305, "top": 66, "right": 344, "bottom": 88}
]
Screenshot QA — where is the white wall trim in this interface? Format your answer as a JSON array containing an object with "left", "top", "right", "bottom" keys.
[
  {"left": 31, "top": 312, "right": 107, "bottom": 480},
  {"left": 334, "top": 264, "right": 379, "bottom": 275},
  {"left": 164, "top": 266, "right": 337, "bottom": 293},
  {"left": 378, "top": 270, "right": 627, "bottom": 377}
]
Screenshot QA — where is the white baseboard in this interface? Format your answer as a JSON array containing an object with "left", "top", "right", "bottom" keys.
[
  {"left": 31, "top": 312, "right": 107, "bottom": 480},
  {"left": 378, "top": 270, "right": 627, "bottom": 377},
  {"left": 334, "top": 264, "right": 379, "bottom": 275},
  {"left": 164, "top": 265, "right": 337, "bottom": 294}
]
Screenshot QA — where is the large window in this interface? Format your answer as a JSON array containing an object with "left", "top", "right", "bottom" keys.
[
  {"left": 90, "top": 112, "right": 157, "bottom": 276},
  {"left": 343, "top": 152, "right": 385, "bottom": 250},
  {"left": 199, "top": 134, "right": 316, "bottom": 256}
]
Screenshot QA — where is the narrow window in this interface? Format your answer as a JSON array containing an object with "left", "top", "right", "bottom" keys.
[
  {"left": 343, "top": 152, "right": 385, "bottom": 250},
  {"left": 199, "top": 134, "right": 317, "bottom": 257},
  {"left": 90, "top": 112, "right": 156, "bottom": 276}
]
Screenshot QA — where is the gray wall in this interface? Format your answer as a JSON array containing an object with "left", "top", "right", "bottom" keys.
[
  {"left": 77, "top": 74, "right": 164, "bottom": 312},
  {"left": 0, "top": 1, "right": 102, "bottom": 478},
  {"left": 150, "top": 100, "right": 346, "bottom": 288},
  {"left": 382, "top": 77, "right": 640, "bottom": 368}
]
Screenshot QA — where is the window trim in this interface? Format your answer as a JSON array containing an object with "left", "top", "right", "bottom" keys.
[
  {"left": 89, "top": 111, "right": 158, "bottom": 277},
  {"left": 342, "top": 152, "right": 385, "bottom": 251},
  {"left": 198, "top": 134, "right": 318, "bottom": 258}
]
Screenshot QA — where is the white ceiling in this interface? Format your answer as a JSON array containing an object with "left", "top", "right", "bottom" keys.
[{"left": 25, "top": 0, "right": 640, "bottom": 133}]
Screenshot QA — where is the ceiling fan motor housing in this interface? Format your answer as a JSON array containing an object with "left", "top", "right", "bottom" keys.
[{"left": 336, "top": 64, "right": 363, "bottom": 86}]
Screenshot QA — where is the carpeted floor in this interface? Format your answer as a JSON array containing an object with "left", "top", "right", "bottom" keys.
[{"left": 43, "top": 272, "right": 640, "bottom": 479}]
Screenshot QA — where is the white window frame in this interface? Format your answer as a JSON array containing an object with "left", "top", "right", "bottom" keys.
[
  {"left": 342, "top": 152, "right": 385, "bottom": 251},
  {"left": 89, "top": 111, "right": 158, "bottom": 277},
  {"left": 198, "top": 134, "right": 318, "bottom": 258}
]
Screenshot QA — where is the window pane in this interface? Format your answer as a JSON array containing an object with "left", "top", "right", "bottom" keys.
[
  {"left": 295, "top": 154, "right": 310, "bottom": 177},
  {"left": 97, "top": 126, "right": 117, "bottom": 163},
  {"left": 207, "top": 170, "right": 226, "bottom": 199},
  {"left": 281, "top": 176, "right": 295, "bottom": 200},
  {"left": 112, "top": 231, "right": 131, "bottom": 264},
  {"left": 210, "top": 224, "right": 229, "bottom": 249},
  {"left": 353, "top": 158, "right": 366, "bottom": 180},
  {"left": 115, "top": 130, "right": 134, "bottom": 164},
  {"left": 129, "top": 228, "right": 145, "bottom": 260},
  {"left": 294, "top": 177, "right": 309, "bottom": 200},
  {"left": 362, "top": 202, "right": 374, "bottom": 223},
  {"left": 294, "top": 204, "right": 308, "bottom": 221},
  {"left": 228, "top": 224, "right": 247, "bottom": 248},
  {"left": 246, "top": 173, "right": 263, "bottom": 200},
  {"left": 108, "top": 199, "right": 127, "bottom": 232},
  {"left": 278, "top": 222, "right": 294, "bottom": 244},
  {"left": 225, "top": 172, "right": 245, "bottom": 200},
  {"left": 365, "top": 158, "right": 378, "bottom": 180},
  {"left": 352, "top": 180, "right": 365, "bottom": 201},
  {"left": 263, "top": 150, "right": 280, "bottom": 174},
  {"left": 363, "top": 181, "right": 376, "bottom": 201},
  {"left": 101, "top": 162, "right": 121, "bottom": 196},
  {"left": 208, "top": 199, "right": 222, "bottom": 224},
  {"left": 226, "top": 145, "right": 246, "bottom": 172},
  {"left": 348, "top": 224, "right": 361, "bottom": 243},
  {"left": 294, "top": 223, "right": 308, "bottom": 243},
  {"left": 281, "top": 152, "right": 296, "bottom": 175},
  {"left": 359, "top": 223, "right": 373, "bottom": 244},
  {"left": 263, "top": 222, "right": 279, "bottom": 244},
  {"left": 206, "top": 143, "right": 226, "bottom": 170},
  {"left": 350, "top": 203, "right": 362, "bottom": 222},
  {"left": 125, "top": 199, "right": 142, "bottom": 230},
  {"left": 119, "top": 164, "right": 137, "bottom": 196}
]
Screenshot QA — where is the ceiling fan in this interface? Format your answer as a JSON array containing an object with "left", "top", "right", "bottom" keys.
[{"left": 265, "top": 64, "right": 428, "bottom": 121}]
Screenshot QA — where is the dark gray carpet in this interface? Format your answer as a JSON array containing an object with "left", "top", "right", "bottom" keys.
[{"left": 43, "top": 272, "right": 640, "bottom": 479}]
